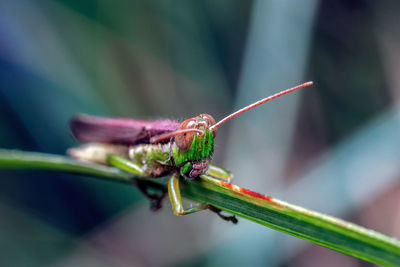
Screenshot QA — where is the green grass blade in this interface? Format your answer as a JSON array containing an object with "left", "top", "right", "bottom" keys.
[
  {"left": 184, "top": 176, "right": 400, "bottom": 266},
  {"left": 0, "top": 149, "right": 399, "bottom": 266}
]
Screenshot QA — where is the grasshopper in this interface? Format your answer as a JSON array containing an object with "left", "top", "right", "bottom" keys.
[{"left": 68, "top": 81, "right": 313, "bottom": 222}]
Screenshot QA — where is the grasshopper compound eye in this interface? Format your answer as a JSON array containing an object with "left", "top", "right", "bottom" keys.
[{"left": 175, "top": 118, "right": 197, "bottom": 151}]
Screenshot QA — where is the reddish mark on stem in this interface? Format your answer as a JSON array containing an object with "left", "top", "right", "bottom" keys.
[
  {"left": 239, "top": 187, "right": 273, "bottom": 203},
  {"left": 219, "top": 181, "right": 274, "bottom": 204},
  {"left": 220, "top": 181, "right": 233, "bottom": 189}
]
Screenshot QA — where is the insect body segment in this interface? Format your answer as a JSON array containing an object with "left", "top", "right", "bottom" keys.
[{"left": 128, "top": 143, "right": 172, "bottom": 177}]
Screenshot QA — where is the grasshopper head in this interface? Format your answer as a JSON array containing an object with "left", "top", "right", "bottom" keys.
[
  {"left": 172, "top": 114, "right": 216, "bottom": 179},
  {"left": 175, "top": 114, "right": 215, "bottom": 151},
  {"left": 151, "top": 81, "right": 313, "bottom": 179}
]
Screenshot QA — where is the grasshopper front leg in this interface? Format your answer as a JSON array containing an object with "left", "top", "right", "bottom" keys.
[
  {"left": 168, "top": 173, "right": 208, "bottom": 215},
  {"left": 168, "top": 174, "right": 238, "bottom": 223},
  {"left": 206, "top": 164, "right": 233, "bottom": 183}
]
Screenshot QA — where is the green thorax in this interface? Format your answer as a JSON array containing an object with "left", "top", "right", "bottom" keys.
[{"left": 172, "top": 129, "right": 214, "bottom": 166}]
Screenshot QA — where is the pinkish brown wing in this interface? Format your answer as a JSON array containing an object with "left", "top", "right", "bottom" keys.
[{"left": 70, "top": 114, "right": 180, "bottom": 145}]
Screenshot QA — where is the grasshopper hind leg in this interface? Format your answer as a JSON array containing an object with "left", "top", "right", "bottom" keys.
[{"left": 168, "top": 174, "right": 208, "bottom": 215}]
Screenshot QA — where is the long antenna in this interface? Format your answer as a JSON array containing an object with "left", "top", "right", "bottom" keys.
[
  {"left": 210, "top": 81, "right": 313, "bottom": 131},
  {"left": 150, "top": 128, "right": 204, "bottom": 143}
]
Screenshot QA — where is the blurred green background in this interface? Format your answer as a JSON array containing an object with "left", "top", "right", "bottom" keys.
[{"left": 1, "top": 0, "right": 400, "bottom": 266}]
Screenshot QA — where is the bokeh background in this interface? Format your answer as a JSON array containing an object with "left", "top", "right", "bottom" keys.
[{"left": 1, "top": 0, "right": 400, "bottom": 266}]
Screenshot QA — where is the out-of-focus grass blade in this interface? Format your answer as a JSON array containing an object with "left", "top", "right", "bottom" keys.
[
  {"left": 0, "top": 149, "right": 399, "bottom": 266},
  {"left": 0, "top": 149, "right": 132, "bottom": 183}
]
